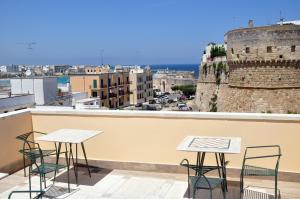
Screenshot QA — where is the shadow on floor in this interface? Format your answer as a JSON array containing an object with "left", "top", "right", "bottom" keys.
[
  {"left": 183, "top": 181, "right": 241, "bottom": 199},
  {"left": 53, "top": 164, "right": 112, "bottom": 186}
]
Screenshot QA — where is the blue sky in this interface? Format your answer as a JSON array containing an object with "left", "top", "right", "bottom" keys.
[{"left": 0, "top": 0, "right": 299, "bottom": 65}]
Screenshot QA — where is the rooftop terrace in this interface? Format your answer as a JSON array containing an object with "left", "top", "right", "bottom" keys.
[{"left": 0, "top": 109, "right": 299, "bottom": 198}]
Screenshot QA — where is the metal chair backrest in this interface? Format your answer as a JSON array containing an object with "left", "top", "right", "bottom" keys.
[
  {"left": 16, "top": 131, "right": 47, "bottom": 154},
  {"left": 242, "top": 145, "right": 281, "bottom": 173},
  {"left": 19, "top": 140, "right": 45, "bottom": 168}
]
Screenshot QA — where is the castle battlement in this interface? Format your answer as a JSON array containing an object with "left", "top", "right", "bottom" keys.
[{"left": 196, "top": 23, "right": 300, "bottom": 113}]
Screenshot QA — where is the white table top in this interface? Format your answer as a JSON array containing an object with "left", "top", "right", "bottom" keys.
[
  {"left": 176, "top": 136, "right": 241, "bottom": 154},
  {"left": 36, "top": 129, "right": 103, "bottom": 144}
]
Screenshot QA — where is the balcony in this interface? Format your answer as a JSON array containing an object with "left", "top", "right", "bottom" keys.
[
  {"left": 101, "top": 95, "right": 107, "bottom": 100},
  {"left": 100, "top": 84, "right": 107, "bottom": 89},
  {"left": 0, "top": 109, "right": 300, "bottom": 198},
  {"left": 109, "top": 93, "right": 117, "bottom": 98},
  {"left": 109, "top": 83, "right": 117, "bottom": 88}
]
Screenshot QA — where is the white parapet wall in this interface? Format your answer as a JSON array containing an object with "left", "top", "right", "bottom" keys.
[{"left": 29, "top": 108, "right": 300, "bottom": 174}]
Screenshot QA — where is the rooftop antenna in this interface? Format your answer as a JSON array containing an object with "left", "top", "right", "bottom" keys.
[
  {"left": 100, "top": 49, "right": 104, "bottom": 66},
  {"left": 17, "top": 42, "right": 36, "bottom": 55},
  {"left": 279, "top": 11, "right": 284, "bottom": 25}
]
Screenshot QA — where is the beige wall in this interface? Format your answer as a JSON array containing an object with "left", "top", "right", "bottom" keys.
[
  {"left": 70, "top": 75, "right": 100, "bottom": 97},
  {"left": 0, "top": 111, "right": 33, "bottom": 173},
  {"left": 31, "top": 110, "right": 300, "bottom": 173}
]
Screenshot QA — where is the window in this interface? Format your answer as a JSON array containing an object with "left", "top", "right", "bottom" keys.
[
  {"left": 93, "top": 79, "right": 97, "bottom": 88},
  {"left": 101, "top": 79, "right": 104, "bottom": 88},
  {"left": 92, "top": 91, "right": 98, "bottom": 97},
  {"left": 108, "top": 78, "right": 111, "bottom": 86},
  {"left": 279, "top": 55, "right": 283, "bottom": 59},
  {"left": 245, "top": 47, "right": 250, "bottom": 53},
  {"left": 291, "top": 45, "right": 296, "bottom": 52},
  {"left": 267, "top": 46, "right": 272, "bottom": 53},
  {"left": 237, "top": 54, "right": 240, "bottom": 59},
  {"left": 118, "top": 77, "right": 121, "bottom": 85},
  {"left": 231, "top": 48, "right": 234, "bottom": 54}
]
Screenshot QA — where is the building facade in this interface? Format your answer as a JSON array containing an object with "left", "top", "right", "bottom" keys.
[
  {"left": 70, "top": 72, "right": 130, "bottom": 109},
  {"left": 195, "top": 23, "right": 300, "bottom": 113},
  {"left": 10, "top": 77, "right": 58, "bottom": 105},
  {"left": 54, "top": 65, "right": 71, "bottom": 75},
  {"left": 153, "top": 70, "right": 196, "bottom": 93},
  {"left": 129, "top": 67, "right": 153, "bottom": 105}
]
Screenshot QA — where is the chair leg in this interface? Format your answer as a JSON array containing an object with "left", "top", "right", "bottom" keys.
[
  {"left": 221, "top": 181, "right": 226, "bottom": 199},
  {"left": 192, "top": 187, "right": 196, "bottom": 199},
  {"left": 240, "top": 174, "right": 244, "bottom": 199},
  {"left": 44, "top": 174, "right": 47, "bottom": 188},
  {"left": 29, "top": 166, "right": 32, "bottom": 199},
  {"left": 187, "top": 182, "right": 190, "bottom": 199},
  {"left": 23, "top": 154, "right": 26, "bottom": 177},
  {"left": 209, "top": 189, "right": 212, "bottom": 199},
  {"left": 275, "top": 175, "right": 278, "bottom": 199},
  {"left": 39, "top": 173, "right": 43, "bottom": 196}
]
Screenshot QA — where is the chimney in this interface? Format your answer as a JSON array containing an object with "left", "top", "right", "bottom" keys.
[{"left": 248, "top": 20, "right": 254, "bottom": 28}]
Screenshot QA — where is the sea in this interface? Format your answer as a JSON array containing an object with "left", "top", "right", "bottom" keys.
[
  {"left": 148, "top": 64, "right": 199, "bottom": 79},
  {"left": 57, "top": 64, "right": 199, "bottom": 84},
  {"left": 0, "top": 64, "right": 199, "bottom": 86}
]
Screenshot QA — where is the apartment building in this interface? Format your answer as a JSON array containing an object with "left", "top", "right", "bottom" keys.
[
  {"left": 70, "top": 71, "right": 130, "bottom": 109},
  {"left": 10, "top": 77, "right": 58, "bottom": 105},
  {"left": 129, "top": 66, "right": 153, "bottom": 105},
  {"left": 84, "top": 65, "right": 110, "bottom": 74}
]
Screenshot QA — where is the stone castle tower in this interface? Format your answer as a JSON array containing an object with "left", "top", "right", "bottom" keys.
[{"left": 196, "top": 23, "right": 300, "bottom": 113}]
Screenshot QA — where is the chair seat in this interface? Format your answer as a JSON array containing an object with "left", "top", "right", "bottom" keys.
[
  {"left": 181, "top": 161, "right": 229, "bottom": 174},
  {"left": 243, "top": 165, "right": 276, "bottom": 176},
  {"left": 189, "top": 176, "right": 224, "bottom": 189},
  {"left": 20, "top": 149, "right": 57, "bottom": 159},
  {"left": 32, "top": 163, "right": 66, "bottom": 174}
]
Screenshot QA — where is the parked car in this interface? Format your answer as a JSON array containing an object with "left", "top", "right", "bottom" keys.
[
  {"left": 142, "top": 104, "right": 156, "bottom": 111},
  {"left": 177, "top": 103, "right": 191, "bottom": 111},
  {"left": 189, "top": 95, "right": 195, "bottom": 100},
  {"left": 168, "top": 99, "right": 174, "bottom": 103},
  {"left": 149, "top": 99, "right": 156, "bottom": 104},
  {"left": 178, "top": 95, "right": 187, "bottom": 101},
  {"left": 135, "top": 103, "right": 143, "bottom": 107}
]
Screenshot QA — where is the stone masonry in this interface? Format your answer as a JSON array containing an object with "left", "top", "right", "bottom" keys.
[{"left": 196, "top": 24, "right": 300, "bottom": 113}]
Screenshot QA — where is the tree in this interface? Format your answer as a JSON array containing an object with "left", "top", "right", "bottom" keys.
[
  {"left": 171, "top": 85, "right": 196, "bottom": 96},
  {"left": 209, "top": 94, "right": 218, "bottom": 112},
  {"left": 210, "top": 46, "right": 226, "bottom": 59}
]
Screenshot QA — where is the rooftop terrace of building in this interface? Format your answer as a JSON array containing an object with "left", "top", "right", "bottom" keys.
[{"left": 0, "top": 109, "right": 300, "bottom": 198}]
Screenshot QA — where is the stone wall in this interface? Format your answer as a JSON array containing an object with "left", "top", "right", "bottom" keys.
[
  {"left": 229, "top": 64, "right": 300, "bottom": 88},
  {"left": 196, "top": 82, "right": 300, "bottom": 113},
  {"left": 196, "top": 83, "right": 300, "bottom": 113},
  {"left": 226, "top": 24, "right": 300, "bottom": 88},
  {"left": 195, "top": 24, "right": 300, "bottom": 113},
  {"left": 199, "top": 64, "right": 229, "bottom": 84},
  {"left": 226, "top": 24, "right": 300, "bottom": 62}
]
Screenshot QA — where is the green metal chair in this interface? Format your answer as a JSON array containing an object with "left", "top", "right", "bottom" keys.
[
  {"left": 17, "top": 140, "right": 67, "bottom": 199},
  {"left": 180, "top": 153, "right": 230, "bottom": 191},
  {"left": 181, "top": 159, "right": 226, "bottom": 199},
  {"left": 240, "top": 145, "right": 281, "bottom": 199},
  {"left": 16, "top": 131, "right": 57, "bottom": 177}
]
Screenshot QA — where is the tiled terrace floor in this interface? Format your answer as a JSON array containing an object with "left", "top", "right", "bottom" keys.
[{"left": 0, "top": 167, "right": 299, "bottom": 199}]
